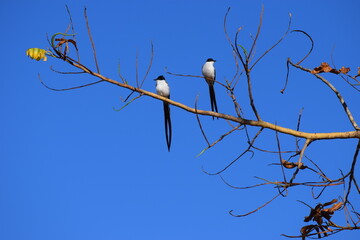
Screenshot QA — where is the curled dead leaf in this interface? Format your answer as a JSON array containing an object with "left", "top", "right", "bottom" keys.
[
  {"left": 281, "top": 159, "right": 296, "bottom": 169},
  {"left": 323, "top": 199, "right": 337, "bottom": 207},
  {"left": 300, "top": 225, "right": 316, "bottom": 235},
  {"left": 326, "top": 202, "right": 343, "bottom": 213},
  {"left": 339, "top": 66, "right": 350, "bottom": 74},
  {"left": 281, "top": 159, "right": 307, "bottom": 169},
  {"left": 54, "top": 37, "right": 78, "bottom": 58},
  {"left": 311, "top": 62, "right": 350, "bottom": 75},
  {"left": 311, "top": 62, "right": 335, "bottom": 74}
]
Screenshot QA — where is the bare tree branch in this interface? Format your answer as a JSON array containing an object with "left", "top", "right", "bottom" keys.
[{"left": 289, "top": 60, "right": 359, "bottom": 130}]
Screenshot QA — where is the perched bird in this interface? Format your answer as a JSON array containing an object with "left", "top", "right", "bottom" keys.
[
  {"left": 202, "top": 58, "right": 218, "bottom": 119},
  {"left": 154, "top": 75, "right": 172, "bottom": 151}
]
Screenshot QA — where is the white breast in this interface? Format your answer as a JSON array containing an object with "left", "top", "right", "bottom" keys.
[
  {"left": 202, "top": 62, "right": 215, "bottom": 80},
  {"left": 156, "top": 80, "right": 170, "bottom": 98}
]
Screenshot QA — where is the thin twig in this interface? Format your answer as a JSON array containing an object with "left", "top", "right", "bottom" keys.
[
  {"left": 165, "top": 69, "right": 229, "bottom": 89},
  {"left": 292, "top": 30, "right": 314, "bottom": 65},
  {"left": 140, "top": 41, "right": 154, "bottom": 87},
  {"left": 305, "top": 155, "right": 330, "bottom": 181},
  {"left": 121, "top": 90, "right": 136, "bottom": 103},
  {"left": 202, "top": 128, "right": 263, "bottom": 175},
  {"left": 275, "top": 128, "right": 287, "bottom": 184},
  {"left": 65, "top": 5, "right": 80, "bottom": 62},
  {"left": 225, "top": 80, "right": 243, "bottom": 118},
  {"left": 232, "top": 12, "right": 262, "bottom": 121},
  {"left": 340, "top": 74, "right": 360, "bottom": 92},
  {"left": 195, "top": 95, "right": 210, "bottom": 146},
  {"left": 295, "top": 108, "right": 304, "bottom": 151},
  {"left": 229, "top": 191, "right": 283, "bottom": 217},
  {"left": 245, "top": 69, "right": 261, "bottom": 120},
  {"left": 117, "top": 60, "right": 127, "bottom": 84},
  {"left": 288, "top": 139, "right": 312, "bottom": 184},
  {"left": 234, "top": 28, "right": 246, "bottom": 67},
  {"left": 344, "top": 139, "right": 360, "bottom": 203},
  {"left": 200, "top": 124, "right": 242, "bottom": 153},
  {"left": 281, "top": 30, "right": 314, "bottom": 93},
  {"left": 248, "top": 5, "right": 264, "bottom": 63},
  {"left": 38, "top": 73, "right": 103, "bottom": 91},
  {"left": 50, "top": 66, "right": 85, "bottom": 74},
  {"left": 230, "top": 51, "right": 243, "bottom": 88},
  {"left": 113, "top": 94, "right": 143, "bottom": 112},
  {"left": 219, "top": 175, "right": 267, "bottom": 189},
  {"left": 223, "top": 7, "right": 236, "bottom": 55},
  {"left": 252, "top": 146, "right": 295, "bottom": 154},
  {"left": 250, "top": 12, "right": 292, "bottom": 71},
  {"left": 311, "top": 184, "right": 328, "bottom": 199},
  {"left": 281, "top": 58, "right": 291, "bottom": 93},
  {"left": 84, "top": 7, "right": 100, "bottom": 73}
]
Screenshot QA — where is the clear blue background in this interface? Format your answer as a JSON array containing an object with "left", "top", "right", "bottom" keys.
[{"left": 1, "top": 0, "right": 359, "bottom": 239}]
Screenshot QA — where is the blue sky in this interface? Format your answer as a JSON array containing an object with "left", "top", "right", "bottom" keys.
[{"left": 1, "top": 0, "right": 360, "bottom": 239}]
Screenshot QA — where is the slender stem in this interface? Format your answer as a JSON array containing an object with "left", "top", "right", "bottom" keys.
[{"left": 246, "top": 69, "right": 261, "bottom": 120}]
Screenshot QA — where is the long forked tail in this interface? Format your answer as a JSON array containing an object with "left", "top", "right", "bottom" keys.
[
  {"left": 208, "top": 84, "right": 218, "bottom": 119},
  {"left": 163, "top": 102, "right": 172, "bottom": 151}
]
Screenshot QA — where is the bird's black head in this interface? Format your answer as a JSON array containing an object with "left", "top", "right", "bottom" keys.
[
  {"left": 206, "top": 58, "right": 216, "bottom": 62},
  {"left": 154, "top": 75, "right": 166, "bottom": 81}
]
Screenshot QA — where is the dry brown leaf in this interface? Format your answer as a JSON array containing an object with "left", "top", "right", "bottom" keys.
[
  {"left": 326, "top": 202, "right": 343, "bottom": 213},
  {"left": 323, "top": 199, "right": 337, "bottom": 207},
  {"left": 311, "top": 62, "right": 334, "bottom": 74},
  {"left": 281, "top": 159, "right": 296, "bottom": 169},
  {"left": 311, "top": 62, "right": 350, "bottom": 75},
  {"left": 281, "top": 159, "right": 307, "bottom": 169},
  {"left": 339, "top": 66, "right": 350, "bottom": 74},
  {"left": 300, "top": 225, "right": 316, "bottom": 235}
]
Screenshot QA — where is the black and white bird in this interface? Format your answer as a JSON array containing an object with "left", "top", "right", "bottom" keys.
[
  {"left": 202, "top": 58, "right": 218, "bottom": 119},
  {"left": 154, "top": 75, "right": 172, "bottom": 151}
]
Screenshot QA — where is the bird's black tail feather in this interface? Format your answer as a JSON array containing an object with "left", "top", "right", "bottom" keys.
[
  {"left": 163, "top": 102, "right": 172, "bottom": 151},
  {"left": 208, "top": 84, "right": 218, "bottom": 119}
]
